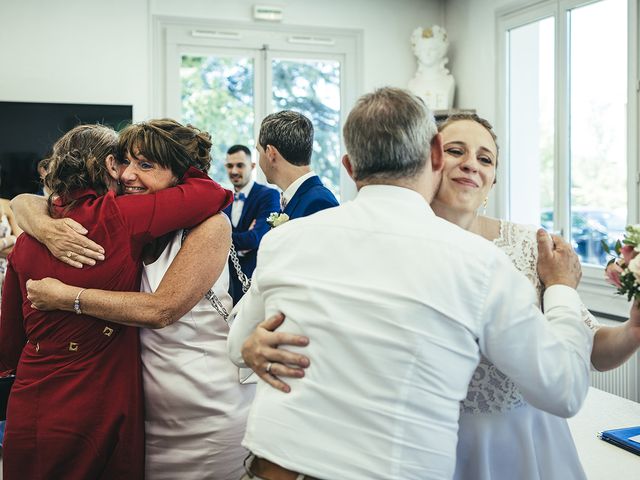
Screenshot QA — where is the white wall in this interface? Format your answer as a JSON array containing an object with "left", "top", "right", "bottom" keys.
[
  {"left": 0, "top": 0, "right": 150, "bottom": 117},
  {"left": 151, "top": 0, "right": 443, "bottom": 96},
  {"left": 443, "top": 0, "right": 526, "bottom": 121},
  {"left": 0, "top": 0, "right": 443, "bottom": 120}
]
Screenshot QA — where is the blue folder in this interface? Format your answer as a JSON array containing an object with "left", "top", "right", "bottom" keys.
[{"left": 599, "top": 426, "right": 640, "bottom": 456}]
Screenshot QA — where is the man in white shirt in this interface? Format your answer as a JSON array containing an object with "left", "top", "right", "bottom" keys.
[
  {"left": 256, "top": 111, "right": 338, "bottom": 219},
  {"left": 228, "top": 87, "right": 592, "bottom": 480},
  {"left": 222, "top": 145, "right": 279, "bottom": 304}
]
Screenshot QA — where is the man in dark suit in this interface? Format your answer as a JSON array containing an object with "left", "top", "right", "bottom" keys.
[
  {"left": 222, "top": 144, "right": 279, "bottom": 304},
  {"left": 256, "top": 111, "right": 339, "bottom": 220}
]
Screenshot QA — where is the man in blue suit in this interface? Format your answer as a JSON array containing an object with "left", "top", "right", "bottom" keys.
[
  {"left": 257, "top": 111, "right": 339, "bottom": 220},
  {"left": 223, "top": 144, "right": 280, "bottom": 304}
]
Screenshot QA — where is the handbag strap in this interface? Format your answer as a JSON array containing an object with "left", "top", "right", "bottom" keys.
[{"left": 228, "top": 243, "right": 251, "bottom": 293}]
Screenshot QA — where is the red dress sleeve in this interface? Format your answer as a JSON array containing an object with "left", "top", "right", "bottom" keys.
[
  {"left": 115, "top": 167, "right": 233, "bottom": 243},
  {"left": 0, "top": 259, "right": 26, "bottom": 376}
]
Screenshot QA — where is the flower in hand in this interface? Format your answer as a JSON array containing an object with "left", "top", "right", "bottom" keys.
[
  {"left": 266, "top": 212, "right": 290, "bottom": 228},
  {"left": 603, "top": 225, "right": 640, "bottom": 302}
]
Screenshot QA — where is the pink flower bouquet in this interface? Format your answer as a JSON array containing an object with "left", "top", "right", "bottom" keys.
[{"left": 604, "top": 225, "right": 640, "bottom": 302}]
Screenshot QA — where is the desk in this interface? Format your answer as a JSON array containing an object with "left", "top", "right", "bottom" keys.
[{"left": 568, "top": 387, "right": 640, "bottom": 478}]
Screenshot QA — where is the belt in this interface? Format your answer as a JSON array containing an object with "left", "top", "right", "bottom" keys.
[{"left": 248, "top": 456, "right": 322, "bottom": 480}]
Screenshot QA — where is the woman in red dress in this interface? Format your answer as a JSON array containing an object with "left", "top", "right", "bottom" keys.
[{"left": 0, "top": 123, "right": 231, "bottom": 479}]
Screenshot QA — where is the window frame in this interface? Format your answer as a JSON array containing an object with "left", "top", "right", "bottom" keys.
[{"left": 496, "top": 0, "right": 640, "bottom": 317}]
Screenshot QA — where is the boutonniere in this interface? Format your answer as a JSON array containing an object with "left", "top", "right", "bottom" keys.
[{"left": 267, "top": 212, "right": 290, "bottom": 228}]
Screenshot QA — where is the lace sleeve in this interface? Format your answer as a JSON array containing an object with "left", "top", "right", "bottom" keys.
[{"left": 494, "top": 221, "right": 543, "bottom": 303}]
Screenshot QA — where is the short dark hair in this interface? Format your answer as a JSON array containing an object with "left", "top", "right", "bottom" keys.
[
  {"left": 258, "top": 111, "right": 313, "bottom": 166},
  {"left": 226, "top": 144, "right": 252, "bottom": 157}
]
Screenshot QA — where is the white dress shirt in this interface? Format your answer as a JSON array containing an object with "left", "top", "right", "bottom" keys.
[
  {"left": 228, "top": 185, "right": 592, "bottom": 480},
  {"left": 281, "top": 171, "right": 315, "bottom": 209},
  {"left": 231, "top": 181, "right": 254, "bottom": 228}
]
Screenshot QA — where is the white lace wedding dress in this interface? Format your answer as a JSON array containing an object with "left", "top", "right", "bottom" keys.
[
  {"left": 140, "top": 230, "right": 255, "bottom": 480},
  {"left": 453, "top": 220, "right": 598, "bottom": 480}
]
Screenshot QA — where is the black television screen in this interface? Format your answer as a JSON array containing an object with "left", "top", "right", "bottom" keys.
[{"left": 0, "top": 101, "right": 133, "bottom": 198}]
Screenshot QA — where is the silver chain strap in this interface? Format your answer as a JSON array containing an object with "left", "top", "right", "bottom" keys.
[
  {"left": 205, "top": 289, "right": 230, "bottom": 326},
  {"left": 181, "top": 228, "right": 233, "bottom": 325},
  {"left": 229, "top": 243, "right": 251, "bottom": 293}
]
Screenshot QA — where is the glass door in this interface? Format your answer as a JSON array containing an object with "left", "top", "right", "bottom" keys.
[
  {"left": 269, "top": 54, "right": 342, "bottom": 197},
  {"left": 161, "top": 22, "right": 359, "bottom": 199},
  {"left": 179, "top": 50, "right": 258, "bottom": 186}
]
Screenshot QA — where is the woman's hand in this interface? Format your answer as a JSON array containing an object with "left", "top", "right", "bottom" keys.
[
  {"left": 26, "top": 277, "right": 77, "bottom": 311},
  {"left": 627, "top": 300, "right": 640, "bottom": 344},
  {"left": 241, "top": 313, "right": 311, "bottom": 393},
  {"left": 0, "top": 234, "right": 17, "bottom": 253},
  {"left": 605, "top": 260, "right": 624, "bottom": 288},
  {"left": 42, "top": 218, "right": 105, "bottom": 268}
]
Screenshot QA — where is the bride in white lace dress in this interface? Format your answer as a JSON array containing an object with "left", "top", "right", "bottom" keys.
[
  {"left": 452, "top": 219, "right": 592, "bottom": 479},
  {"left": 431, "top": 113, "right": 640, "bottom": 480}
]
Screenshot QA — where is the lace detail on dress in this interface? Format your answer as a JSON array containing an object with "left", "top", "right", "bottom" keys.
[
  {"left": 461, "top": 220, "right": 600, "bottom": 414},
  {"left": 461, "top": 220, "right": 535, "bottom": 414}
]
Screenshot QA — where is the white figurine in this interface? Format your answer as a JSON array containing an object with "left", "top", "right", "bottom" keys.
[{"left": 408, "top": 26, "right": 455, "bottom": 110}]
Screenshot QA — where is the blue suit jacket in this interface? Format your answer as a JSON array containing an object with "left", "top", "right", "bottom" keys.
[
  {"left": 223, "top": 182, "right": 280, "bottom": 304},
  {"left": 283, "top": 175, "right": 339, "bottom": 220}
]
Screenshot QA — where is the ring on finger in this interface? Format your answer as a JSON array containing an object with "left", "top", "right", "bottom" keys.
[
  {"left": 67, "top": 251, "right": 74, "bottom": 258},
  {"left": 266, "top": 362, "right": 273, "bottom": 374}
]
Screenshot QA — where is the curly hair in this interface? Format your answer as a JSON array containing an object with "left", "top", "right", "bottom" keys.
[
  {"left": 118, "top": 119, "right": 212, "bottom": 177},
  {"left": 45, "top": 124, "right": 117, "bottom": 216}
]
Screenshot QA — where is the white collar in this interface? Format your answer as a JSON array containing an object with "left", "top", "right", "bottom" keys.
[
  {"left": 356, "top": 184, "right": 435, "bottom": 216},
  {"left": 282, "top": 172, "right": 316, "bottom": 204}
]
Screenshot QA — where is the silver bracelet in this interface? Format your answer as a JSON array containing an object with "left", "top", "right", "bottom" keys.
[{"left": 73, "top": 288, "right": 87, "bottom": 315}]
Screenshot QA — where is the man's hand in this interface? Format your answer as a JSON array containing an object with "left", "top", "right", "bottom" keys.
[
  {"left": 537, "top": 229, "right": 582, "bottom": 289},
  {"left": 26, "top": 277, "right": 77, "bottom": 311},
  {"left": 43, "top": 218, "right": 105, "bottom": 268},
  {"left": 241, "top": 313, "right": 310, "bottom": 393}
]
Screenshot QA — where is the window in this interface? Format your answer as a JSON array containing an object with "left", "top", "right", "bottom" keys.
[
  {"left": 155, "top": 19, "right": 360, "bottom": 199},
  {"left": 505, "top": 16, "right": 555, "bottom": 229},
  {"left": 498, "top": 0, "right": 638, "bottom": 315},
  {"left": 568, "top": 0, "right": 628, "bottom": 266},
  {"left": 181, "top": 54, "right": 255, "bottom": 185}
]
